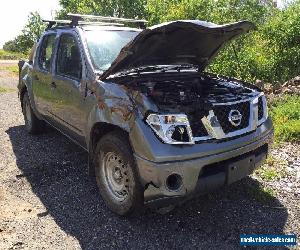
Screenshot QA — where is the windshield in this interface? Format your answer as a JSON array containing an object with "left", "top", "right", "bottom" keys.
[{"left": 85, "top": 30, "right": 139, "bottom": 71}]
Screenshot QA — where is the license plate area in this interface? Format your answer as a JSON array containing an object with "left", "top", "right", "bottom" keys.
[{"left": 227, "top": 155, "right": 255, "bottom": 185}]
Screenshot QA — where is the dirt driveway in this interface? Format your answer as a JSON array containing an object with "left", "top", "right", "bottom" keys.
[{"left": 0, "top": 62, "right": 299, "bottom": 249}]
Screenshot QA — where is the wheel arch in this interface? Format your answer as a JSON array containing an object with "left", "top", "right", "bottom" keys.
[{"left": 88, "top": 122, "right": 130, "bottom": 176}]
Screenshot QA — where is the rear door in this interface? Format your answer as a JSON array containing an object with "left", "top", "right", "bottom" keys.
[
  {"left": 32, "top": 33, "right": 56, "bottom": 118},
  {"left": 51, "top": 31, "right": 86, "bottom": 146}
]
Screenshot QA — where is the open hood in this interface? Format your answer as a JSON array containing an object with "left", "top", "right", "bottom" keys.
[{"left": 100, "top": 20, "right": 255, "bottom": 80}]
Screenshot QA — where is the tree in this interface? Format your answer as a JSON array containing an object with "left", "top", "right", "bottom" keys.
[
  {"left": 3, "top": 40, "right": 18, "bottom": 52},
  {"left": 253, "top": 0, "right": 300, "bottom": 82},
  {"left": 57, "top": 0, "right": 147, "bottom": 19},
  {"left": 146, "top": 0, "right": 277, "bottom": 82},
  {"left": 146, "top": 0, "right": 275, "bottom": 25}
]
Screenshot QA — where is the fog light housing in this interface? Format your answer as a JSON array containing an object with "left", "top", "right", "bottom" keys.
[{"left": 166, "top": 174, "right": 183, "bottom": 191}]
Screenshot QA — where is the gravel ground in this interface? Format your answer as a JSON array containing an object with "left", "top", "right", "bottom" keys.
[{"left": 0, "top": 64, "right": 299, "bottom": 249}]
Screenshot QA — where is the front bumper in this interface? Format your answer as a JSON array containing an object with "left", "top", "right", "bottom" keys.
[{"left": 131, "top": 118, "right": 273, "bottom": 206}]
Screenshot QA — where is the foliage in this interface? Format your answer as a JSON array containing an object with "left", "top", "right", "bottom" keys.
[
  {"left": 57, "top": 0, "right": 146, "bottom": 19},
  {"left": 3, "top": 40, "right": 18, "bottom": 52},
  {"left": 3, "top": 12, "right": 45, "bottom": 54},
  {"left": 269, "top": 95, "right": 300, "bottom": 142},
  {"left": 146, "top": 0, "right": 274, "bottom": 25},
  {"left": 258, "top": 0, "right": 300, "bottom": 82},
  {"left": 0, "top": 49, "right": 27, "bottom": 60},
  {"left": 147, "top": 0, "right": 300, "bottom": 83}
]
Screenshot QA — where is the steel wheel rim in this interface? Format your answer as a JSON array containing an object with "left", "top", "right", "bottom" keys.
[
  {"left": 24, "top": 99, "right": 32, "bottom": 129},
  {"left": 102, "top": 151, "right": 129, "bottom": 202}
]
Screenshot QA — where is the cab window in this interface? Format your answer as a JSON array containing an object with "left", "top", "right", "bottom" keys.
[
  {"left": 39, "top": 34, "right": 56, "bottom": 71},
  {"left": 56, "top": 34, "right": 82, "bottom": 80}
]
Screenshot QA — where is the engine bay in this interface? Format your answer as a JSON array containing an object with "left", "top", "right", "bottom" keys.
[{"left": 138, "top": 73, "right": 257, "bottom": 112}]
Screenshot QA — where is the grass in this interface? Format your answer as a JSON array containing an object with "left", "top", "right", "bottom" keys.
[
  {"left": 269, "top": 95, "right": 300, "bottom": 143},
  {"left": 254, "top": 155, "right": 287, "bottom": 182},
  {"left": 0, "top": 86, "right": 15, "bottom": 93},
  {"left": 0, "top": 49, "right": 26, "bottom": 60},
  {"left": 0, "top": 64, "right": 19, "bottom": 76}
]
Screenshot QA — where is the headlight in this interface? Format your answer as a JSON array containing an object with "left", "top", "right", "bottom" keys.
[
  {"left": 146, "top": 114, "right": 194, "bottom": 144},
  {"left": 262, "top": 94, "right": 268, "bottom": 119},
  {"left": 257, "top": 93, "right": 268, "bottom": 126}
]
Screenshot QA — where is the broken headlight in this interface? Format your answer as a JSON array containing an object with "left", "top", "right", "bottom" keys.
[{"left": 146, "top": 114, "right": 194, "bottom": 144}]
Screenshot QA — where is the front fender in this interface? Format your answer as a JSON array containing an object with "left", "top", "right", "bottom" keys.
[{"left": 85, "top": 81, "right": 138, "bottom": 149}]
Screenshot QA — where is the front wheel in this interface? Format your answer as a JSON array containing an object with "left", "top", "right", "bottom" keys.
[
  {"left": 22, "top": 93, "right": 44, "bottom": 134},
  {"left": 94, "top": 131, "right": 143, "bottom": 216}
]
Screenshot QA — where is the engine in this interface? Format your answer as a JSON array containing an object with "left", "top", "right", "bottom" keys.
[{"left": 139, "top": 74, "right": 255, "bottom": 112}]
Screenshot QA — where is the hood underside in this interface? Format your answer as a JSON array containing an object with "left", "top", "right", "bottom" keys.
[{"left": 100, "top": 20, "right": 255, "bottom": 80}]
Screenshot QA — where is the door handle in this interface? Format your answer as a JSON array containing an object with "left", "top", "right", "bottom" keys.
[{"left": 50, "top": 82, "right": 57, "bottom": 88}]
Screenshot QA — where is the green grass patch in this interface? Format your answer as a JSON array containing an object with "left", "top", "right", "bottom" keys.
[
  {"left": 0, "top": 64, "right": 19, "bottom": 76},
  {"left": 269, "top": 95, "right": 300, "bottom": 143},
  {"left": 0, "top": 86, "right": 15, "bottom": 93},
  {"left": 0, "top": 49, "right": 26, "bottom": 60},
  {"left": 254, "top": 155, "right": 287, "bottom": 181}
]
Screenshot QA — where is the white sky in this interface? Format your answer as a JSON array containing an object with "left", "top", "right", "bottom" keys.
[
  {"left": 0, "top": 0, "right": 292, "bottom": 48},
  {"left": 0, "top": 0, "right": 60, "bottom": 48}
]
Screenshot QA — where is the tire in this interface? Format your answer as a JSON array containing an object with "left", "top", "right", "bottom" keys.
[
  {"left": 22, "top": 92, "right": 44, "bottom": 134},
  {"left": 94, "top": 131, "right": 144, "bottom": 216}
]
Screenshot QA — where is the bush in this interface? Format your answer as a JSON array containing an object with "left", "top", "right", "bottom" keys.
[
  {"left": 0, "top": 49, "right": 26, "bottom": 60},
  {"left": 146, "top": 0, "right": 300, "bottom": 84}
]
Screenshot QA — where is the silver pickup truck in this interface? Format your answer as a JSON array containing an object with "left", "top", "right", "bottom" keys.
[{"left": 18, "top": 14, "right": 273, "bottom": 216}]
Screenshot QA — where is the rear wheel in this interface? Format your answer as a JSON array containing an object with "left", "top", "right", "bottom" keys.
[
  {"left": 22, "top": 93, "right": 44, "bottom": 134},
  {"left": 94, "top": 131, "right": 143, "bottom": 216}
]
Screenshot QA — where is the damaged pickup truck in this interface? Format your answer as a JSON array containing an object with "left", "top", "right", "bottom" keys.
[{"left": 18, "top": 14, "right": 273, "bottom": 216}]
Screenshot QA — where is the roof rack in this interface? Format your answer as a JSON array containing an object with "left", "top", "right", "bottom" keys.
[
  {"left": 42, "top": 19, "right": 124, "bottom": 29},
  {"left": 68, "top": 13, "right": 147, "bottom": 29},
  {"left": 43, "top": 19, "right": 70, "bottom": 29}
]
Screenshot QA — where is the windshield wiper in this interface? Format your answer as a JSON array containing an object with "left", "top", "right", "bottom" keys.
[
  {"left": 160, "top": 64, "right": 199, "bottom": 72},
  {"left": 117, "top": 64, "right": 199, "bottom": 75},
  {"left": 105, "top": 64, "right": 200, "bottom": 79}
]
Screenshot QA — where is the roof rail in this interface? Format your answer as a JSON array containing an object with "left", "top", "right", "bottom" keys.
[
  {"left": 67, "top": 13, "right": 147, "bottom": 29},
  {"left": 42, "top": 19, "right": 124, "bottom": 29}
]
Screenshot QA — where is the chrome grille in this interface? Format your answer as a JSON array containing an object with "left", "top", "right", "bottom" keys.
[
  {"left": 213, "top": 101, "right": 250, "bottom": 134},
  {"left": 191, "top": 94, "right": 266, "bottom": 142}
]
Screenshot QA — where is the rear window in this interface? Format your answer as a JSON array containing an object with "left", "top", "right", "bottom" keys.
[{"left": 85, "top": 30, "right": 138, "bottom": 71}]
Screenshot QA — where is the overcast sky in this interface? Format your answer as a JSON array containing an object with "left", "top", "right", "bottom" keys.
[{"left": 0, "top": 0, "right": 293, "bottom": 48}]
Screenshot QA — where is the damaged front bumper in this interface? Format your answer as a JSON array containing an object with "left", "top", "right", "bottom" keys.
[{"left": 131, "top": 118, "right": 273, "bottom": 207}]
